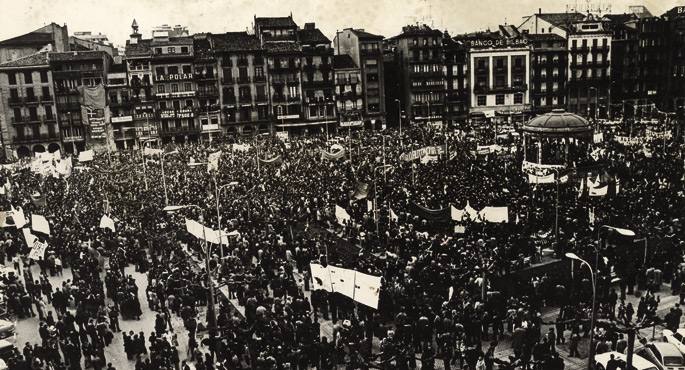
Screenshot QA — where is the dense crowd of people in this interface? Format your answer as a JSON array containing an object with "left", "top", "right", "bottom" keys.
[{"left": 0, "top": 120, "right": 682, "bottom": 370}]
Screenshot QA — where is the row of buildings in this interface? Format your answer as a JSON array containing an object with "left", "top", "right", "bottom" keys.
[{"left": 0, "top": 5, "right": 683, "bottom": 157}]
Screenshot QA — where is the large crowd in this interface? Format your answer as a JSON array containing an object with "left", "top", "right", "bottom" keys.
[{"left": 0, "top": 120, "right": 683, "bottom": 370}]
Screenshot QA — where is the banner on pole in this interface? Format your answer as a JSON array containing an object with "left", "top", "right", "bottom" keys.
[
  {"left": 28, "top": 240, "right": 48, "bottom": 260},
  {"left": 31, "top": 214, "right": 50, "bottom": 235}
]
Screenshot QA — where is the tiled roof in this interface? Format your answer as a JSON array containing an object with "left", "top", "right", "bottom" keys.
[
  {"left": 297, "top": 28, "right": 330, "bottom": 44},
  {"left": 211, "top": 32, "right": 261, "bottom": 52},
  {"left": 255, "top": 16, "right": 297, "bottom": 28},
  {"left": 264, "top": 41, "right": 301, "bottom": 53},
  {"left": 150, "top": 36, "right": 193, "bottom": 46},
  {"left": 394, "top": 25, "right": 443, "bottom": 39},
  {"left": 524, "top": 33, "right": 566, "bottom": 41},
  {"left": 603, "top": 14, "right": 637, "bottom": 24},
  {"left": 0, "top": 51, "right": 49, "bottom": 68},
  {"left": 350, "top": 29, "right": 384, "bottom": 40},
  {"left": 125, "top": 39, "right": 152, "bottom": 57},
  {"left": 537, "top": 12, "right": 586, "bottom": 30},
  {"left": 49, "top": 50, "right": 108, "bottom": 62},
  {"left": 333, "top": 54, "right": 357, "bottom": 69},
  {"left": 0, "top": 31, "right": 53, "bottom": 47}
]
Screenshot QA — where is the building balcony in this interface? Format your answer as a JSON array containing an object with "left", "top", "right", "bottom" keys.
[
  {"left": 302, "top": 79, "right": 333, "bottom": 88},
  {"left": 237, "top": 58, "right": 249, "bottom": 67},
  {"left": 109, "top": 99, "right": 135, "bottom": 108},
  {"left": 335, "top": 77, "right": 360, "bottom": 85},
  {"left": 41, "top": 95, "right": 53, "bottom": 102},
  {"left": 570, "top": 46, "right": 590, "bottom": 53},
  {"left": 197, "top": 88, "right": 219, "bottom": 98},
  {"left": 271, "top": 63, "right": 300, "bottom": 72},
  {"left": 56, "top": 87, "right": 80, "bottom": 96},
  {"left": 360, "top": 49, "right": 382, "bottom": 57},
  {"left": 272, "top": 94, "right": 286, "bottom": 103},
  {"left": 239, "top": 96, "right": 252, "bottom": 104},
  {"left": 24, "top": 96, "right": 39, "bottom": 105},
  {"left": 253, "top": 57, "right": 264, "bottom": 66},
  {"left": 59, "top": 102, "right": 82, "bottom": 111},
  {"left": 159, "top": 125, "right": 201, "bottom": 136},
  {"left": 235, "top": 76, "right": 251, "bottom": 84},
  {"left": 12, "top": 133, "right": 60, "bottom": 144},
  {"left": 222, "top": 97, "right": 237, "bottom": 105},
  {"left": 591, "top": 45, "right": 610, "bottom": 53},
  {"left": 473, "top": 84, "right": 527, "bottom": 94},
  {"left": 272, "top": 76, "right": 300, "bottom": 85},
  {"left": 255, "top": 94, "right": 268, "bottom": 103},
  {"left": 7, "top": 97, "right": 23, "bottom": 107},
  {"left": 287, "top": 95, "right": 301, "bottom": 103},
  {"left": 220, "top": 77, "right": 234, "bottom": 85},
  {"left": 193, "top": 72, "right": 217, "bottom": 81},
  {"left": 81, "top": 69, "right": 104, "bottom": 78},
  {"left": 253, "top": 75, "right": 266, "bottom": 83}
]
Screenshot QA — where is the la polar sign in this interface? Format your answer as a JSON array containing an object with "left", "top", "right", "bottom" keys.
[{"left": 154, "top": 73, "right": 193, "bottom": 82}]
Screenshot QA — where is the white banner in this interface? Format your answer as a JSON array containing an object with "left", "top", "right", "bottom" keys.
[
  {"left": 31, "top": 214, "right": 50, "bottom": 235},
  {"left": 353, "top": 271, "right": 382, "bottom": 309},
  {"left": 328, "top": 265, "right": 356, "bottom": 299},
  {"left": 22, "top": 227, "right": 36, "bottom": 247},
  {"left": 28, "top": 240, "right": 48, "bottom": 260},
  {"left": 78, "top": 150, "right": 94, "bottom": 162},
  {"left": 399, "top": 146, "right": 443, "bottom": 162},
  {"left": 310, "top": 263, "right": 333, "bottom": 292},
  {"left": 335, "top": 205, "right": 351, "bottom": 226},
  {"left": 99, "top": 214, "right": 116, "bottom": 232}
]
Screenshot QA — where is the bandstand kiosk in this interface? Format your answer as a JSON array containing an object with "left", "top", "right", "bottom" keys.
[{"left": 522, "top": 109, "right": 594, "bottom": 166}]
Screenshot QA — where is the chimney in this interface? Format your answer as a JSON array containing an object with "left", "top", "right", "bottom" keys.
[
  {"left": 539, "top": 8, "right": 542, "bottom": 15},
  {"left": 304, "top": 22, "right": 315, "bottom": 30}
]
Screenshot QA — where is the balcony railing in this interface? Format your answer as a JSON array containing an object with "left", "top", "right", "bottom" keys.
[
  {"left": 56, "top": 87, "right": 80, "bottom": 95},
  {"left": 239, "top": 95, "right": 252, "bottom": 104},
  {"left": 159, "top": 125, "right": 201, "bottom": 135},
  {"left": 255, "top": 94, "right": 268, "bottom": 103},
  {"left": 25, "top": 96, "right": 39, "bottom": 104},
  {"left": 272, "top": 95, "right": 286, "bottom": 103},
  {"left": 13, "top": 133, "right": 60, "bottom": 144},
  {"left": 253, "top": 75, "right": 266, "bottom": 83},
  {"left": 197, "top": 89, "right": 219, "bottom": 97},
  {"left": 235, "top": 76, "right": 251, "bottom": 84},
  {"left": 8, "top": 97, "right": 23, "bottom": 106},
  {"left": 41, "top": 95, "right": 53, "bottom": 102},
  {"left": 570, "top": 46, "right": 590, "bottom": 53},
  {"left": 194, "top": 72, "right": 217, "bottom": 81},
  {"left": 222, "top": 96, "right": 237, "bottom": 105}
]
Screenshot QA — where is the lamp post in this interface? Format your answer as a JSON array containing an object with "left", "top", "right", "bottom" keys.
[
  {"left": 214, "top": 179, "right": 239, "bottom": 259},
  {"left": 373, "top": 164, "right": 393, "bottom": 234},
  {"left": 565, "top": 252, "right": 596, "bottom": 370},
  {"left": 395, "top": 98, "right": 403, "bottom": 148},
  {"left": 163, "top": 204, "right": 218, "bottom": 346},
  {"left": 161, "top": 149, "right": 179, "bottom": 206}
]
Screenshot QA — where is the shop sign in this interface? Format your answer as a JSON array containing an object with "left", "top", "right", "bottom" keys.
[{"left": 154, "top": 73, "right": 193, "bottom": 82}]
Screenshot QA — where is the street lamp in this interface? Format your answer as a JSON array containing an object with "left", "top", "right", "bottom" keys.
[
  {"left": 565, "top": 252, "right": 596, "bottom": 370},
  {"left": 373, "top": 164, "right": 393, "bottom": 234},
  {"left": 395, "top": 98, "right": 403, "bottom": 147},
  {"left": 164, "top": 204, "right": 219, "bottom": 346},
  {"left": 214, "top": 179, "right": 239, "bottom": 258},
  {"left": 161, "top": 149, "right": 179, "bottom": 205}
]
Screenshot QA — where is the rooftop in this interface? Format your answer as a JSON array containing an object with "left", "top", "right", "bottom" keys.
[
  {"left": 393, "top": 24, "right": 443, "bottom": 39},
  {"left": 535, "top": 12, "right": 586, "bottom": 31},
  {"left": 333, "top": 54, "right": 357, "bottom": 69},
  {"left": 298, "top": 28, "right": 330, "bottom": 44},
  {"left": 524, "top": 33, "right": 566, "bottom": 41},
  {"left": 211, "top": 32, "right": 261, "bottom": 52},
  {"left": 49, "top": 50, "right": 108, "bottom": 62},
  {"left": 349, "top": 29, "right": 384, "bottom": 40},
  {"left": 264, "top": 41, "right": 301, "bottom": 53},
  {"left": 522, "top": 109, "right": 592, "bottom": 137},
  {"left": 125, "top": 39, "right": 152, "bottom": 57},
  {"left": 0, "top": 31, "right": 53, "bottom": 47},
  {"left": 0, "top": 51, "right": 49, "bottom": 68},
  {"left": 255, "top": 16, "right": 297, "bottom": 29}
]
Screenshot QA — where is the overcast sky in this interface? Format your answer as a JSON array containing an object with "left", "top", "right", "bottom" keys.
[{"left": 2, "top": 0, "right": 680, "bottom": 47}]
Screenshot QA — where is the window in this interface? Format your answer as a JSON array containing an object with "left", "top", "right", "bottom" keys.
[
  {"left": 42, "top": 86, "right": 50, "bottom": 98},
  {"left": 255, "top": 66, "right": 264, "bottom": 77},
  {"left": 45, "top": 106, "right": 53, "bottom": 119},
  {"left": 183, "top": 65, "right": 192, "bottom": 74},
  {"left": 184, "top": 82, "right": 192, "bottom": 92},
  {"left": 155, "top": 67, "right": 165, "bottom": 76},
  {"left": 24, "top": 72, "right": 32, "bottom": 84},
  {"left": 13, "top": 108, "right": 21, "bottom": 121},
  {"left": 26, "top": 87, "right": 35, "bottom": 99},
  {"left": 288, "top": 86, "right": 298, "bottom": 97},
  {"left": 167, "top": 47, "right": 176, "bottom": 54},
  {"left": 477, "top": 95, "right": 486, "bottom": 106},
  {"left": 171, "top": 84, "right": 178, "bottom": 93},
  {"left": 572, "top": 40, "right": 577, "bottom": 48},
  {"left": 7, "top": 73, "right": 16, "bottom": 85},
  {"left": 185, "top": 99, "right": 193, "bottom": 107},
  {"left": 155, "top": 48, "right": 162, "bottom": 54},
  {"left": 181, "top": 47, "right": 188, "bottom": 53},
  {"left": 173, "top": 100, "right": 180, "bottom": 110},
  {"left": 158, "top": 85, "right": 166, "bottom": 94},
  {"left": 168, "top": 66, "right": 179, "bottom": 75},
  {"left": 28, "top": 107, "right": 38, "bottom": 120},
  {"left": 495, "top": 94, "right": 504, "bottom": 105},
  {"left": 239, "top": 86, "right": 250, "bottom": 98},
  {"left": 514, "top": 93, "right": 523, "bottom": 104},
  {"left": 40, "top": 71, "right": 48, "bottom": 83}
]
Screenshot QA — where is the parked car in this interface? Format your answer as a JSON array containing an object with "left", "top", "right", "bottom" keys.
[
  {"left": 664, "top": 330, "right": 685, "bottom": 354},
  {"left": 635, "top": 342, "right": 685, "bottom": 370},
  {"left": 595, "top": 351, "right": 659, "bottom": 370}
]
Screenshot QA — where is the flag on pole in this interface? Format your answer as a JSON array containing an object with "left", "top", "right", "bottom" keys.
[
  {"left": 31, "top": 214, "right": 50, "bottom": 235},
  {"left": 22, "top": 227, "right": 36, "bottom": 247},
  {"left": 99, "top": 214, "right": 116, "bottom": 232},
  {"left": 389, "top": 208, "right": 398, "bottom": 222},
  {"left": 12, "top": 206, "right": 27, "bottom": 228},
  {"left": 335, "top": 205, "right": 351, "bottom": 226}
]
